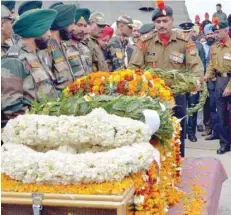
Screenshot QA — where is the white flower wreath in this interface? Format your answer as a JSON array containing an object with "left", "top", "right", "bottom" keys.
[
  {"left": 1, "top": 142, "right": 158, "bottom": 185},
  {"left": 2, "top": 108, "right": 161, "bottom": 184},
  {"left": 2, "top": 108, "right": 152, "bottom": 149}
]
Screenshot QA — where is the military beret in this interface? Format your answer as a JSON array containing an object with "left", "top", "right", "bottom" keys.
[
  {"left": 1, "top": 0, "right": 15, "bottom": 12},
  {"left": 139, "top": 23, "right": 155, "bottom": 35},
  {"left": 13, "top": 9, "right": 57, "bottom": 38},
  {"left": 51, "top": 4, "right": 76, "bottom": 30},
  {"left": 212, "top": 20, "right": 229, "bottom": 31},
  {"left": 1, "top": 4, "right": 14, "bottom": 19},
  {"left": 152, "top": 4, "right": 173, "bottom": 21},
  {"left": 179, "top": 22, "right": 194, "bottom": 32},
  {"left": 48, "top": 2, "right": 63, "bottom": 9},
  {"left": 75, "top": 8, "right": 90, "bottom": 24},
  {"left": 18, "top": 1, "right": 43, "bottom": 16}
]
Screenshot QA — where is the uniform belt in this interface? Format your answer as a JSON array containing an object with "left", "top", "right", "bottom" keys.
[{"left": 216, "top": 72, "right": 231, "bottom": 78}]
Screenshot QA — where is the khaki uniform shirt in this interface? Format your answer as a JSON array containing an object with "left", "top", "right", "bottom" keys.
[
  {"left": 205, "top": 38, "right": 231, "bottom": 90},
  {"left": 128, "top": 31, "right": 204, "bottom": 81},
  {"left": 88, "top": 37, "right": 109, "bottom": 72}
]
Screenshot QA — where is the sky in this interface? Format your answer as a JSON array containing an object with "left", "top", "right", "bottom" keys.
[{"left": 185, "top": 0, "right": 231, "bottom": 21}]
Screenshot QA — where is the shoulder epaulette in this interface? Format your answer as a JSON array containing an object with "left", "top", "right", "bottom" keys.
[
  {"left": 175, "top": 30, "right": 189, "bottom": 42},
  {"left": 140, "top": 31, "right": 156, "bottom": 42},
  {"left": 186, "top": 42, "right": 196, "bottom": 49}
]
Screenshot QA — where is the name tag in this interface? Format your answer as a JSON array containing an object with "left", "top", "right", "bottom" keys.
[
  {"left": 147, "top": 52, "right": 155, "bottom": 56},
  {"left": 224, "top": 54, "right": 231, "bottom": 60}
]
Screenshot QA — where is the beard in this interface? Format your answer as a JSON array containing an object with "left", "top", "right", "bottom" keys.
[
  {"left": 35, "top": 37, "right": 50, "bottom": 50},
  {"left": 60, "top": 29, "right": 72, "bottom": 41},
  {"left": 206, "top": 38, "right": 215, "bottom": 45},
  {"left": 71, "top": 31, "right": 84, "bottom": 42}
]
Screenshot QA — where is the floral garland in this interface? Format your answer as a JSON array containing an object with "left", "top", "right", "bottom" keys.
[
  {"left": 150, "top": 117, "right": 184, "bottom": 210},
  {"left": 63, "top": 70, "right": 174, "bottom": 103},
  {"left": 2, "top": 109, "right": 152, "bottom": 149},
  {"left": 1, "top": 141, "right": 159, "bottom": 185}
]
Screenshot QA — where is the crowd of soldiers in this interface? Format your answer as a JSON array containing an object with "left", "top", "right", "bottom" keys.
[{"left": 1, "top": 1, "right": 231, "bottom": 155}]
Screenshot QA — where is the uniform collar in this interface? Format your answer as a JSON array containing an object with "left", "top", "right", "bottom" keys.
[
  {"left": 154, "top": 31, "right": 177, "bottom": 43},
  {"left": 218, "top": 37, "right": 231, "bottom": 48},
  {"left": 18, "top": 39, "right": 34, "bottom": 53}
]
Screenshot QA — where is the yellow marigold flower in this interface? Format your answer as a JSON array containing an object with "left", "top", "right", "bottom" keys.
[
  {"left": 93, "top": 78, "right": 102, "bottom": 86},
  {"left": 144, "top": 72, "right": 153, "bottom": 81},
  {"left": 63, "top": 88, "right": 69, "bottom": 96}
]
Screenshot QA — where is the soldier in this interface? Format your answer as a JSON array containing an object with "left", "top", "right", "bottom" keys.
[
  {"left": 1, "top": 5, "right": 14, "bottom": 56},
  {"left": 204, "top": 20, "right": 231, "bottom": 154},
  {"left": 1, "top": 9, "right": 58, "bottom": 128},
  {"left": 48, "top": 4, "right": 77, "bottom": 91},
  {"left": 71, "top": 8, "right": 92, "bottom": 74},
  {"left": 203, "top": 24, "right": 220, "bottom": 141},
  {"left": 61, "top": 8, "right": 91, "bottom": 78},
  {"left": 18, "top": 0, "right": 43, "bottom": 16},
  {"left": 88, "top": 11, "right": 109, "bottom": 72},
  {"left": 179, "top": 22, "right": 206, "bottom": 142},
  {"left": 139, "top": 23, "right": 155, "bottom": 35},
  {"left": 111, "top": 15, "right": 134, "bottom": 70},
  {"left": 131, "top": 20, "right": 143, "bottom": 44},
  {"left": 98, "top": 26, "right": 114, "bottom": 72},
  {"left": 84, "top": 24, "right": 91, "bottom": 44},
  {"left": 128, "top": 2, "right": 204, "bottom": 157}
]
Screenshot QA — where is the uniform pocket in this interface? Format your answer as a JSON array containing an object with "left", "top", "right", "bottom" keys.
[
  {"left": 30, "top": 67, "right": 56, "bottom": 99},
  {"left": 145, "top": 55, "right": 157, "bottom": 68},
  {"left": 223, "top": 58, "right": 231, "bottom": 68},
  {"left": 54, "top": 61, "right": 72, "bottom": 84},
  {"left": 30, "top": 67, "right": 49, "bottom": 83}
]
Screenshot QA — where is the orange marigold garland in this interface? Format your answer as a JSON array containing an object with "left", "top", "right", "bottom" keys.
[{"left": 64, "top": 70, "right": 174, "bottom": 103}]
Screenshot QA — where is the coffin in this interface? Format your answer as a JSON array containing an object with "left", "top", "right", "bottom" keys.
[{"left": 1, "top": 185, "right": 135, "bottom": 215}]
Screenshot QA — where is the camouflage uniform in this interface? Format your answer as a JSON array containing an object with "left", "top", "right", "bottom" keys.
[
  {"left": 62, "top": 40, "right": 90, "bottom": 78},
  {"left": 1, "top": 41, "right": 11, "bottom": 57},
  {"left": 1, "top": 39, "right": 58, "bottom": 126},
  {"left": 111, "top": 15, "right": 134, "bottom": 70},
  {"left": 88, "top": 36, "right": 109, "bottom": 72},
  {"left": 77, "top": 41, "right": 92, "bottom": 73},
  {"left": 47, "top": 38, "right": 75, "bottom": 90},
  {"left": 110, "top": 36, "right": 127, "bottom": 70},
  {"left": 1, "top": 5, "right": 15, "bottom": 57}
]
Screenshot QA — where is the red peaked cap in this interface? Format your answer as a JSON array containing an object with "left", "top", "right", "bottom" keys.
[{"left": 98, "top": 26, "right": 114, "bottom": 40}]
